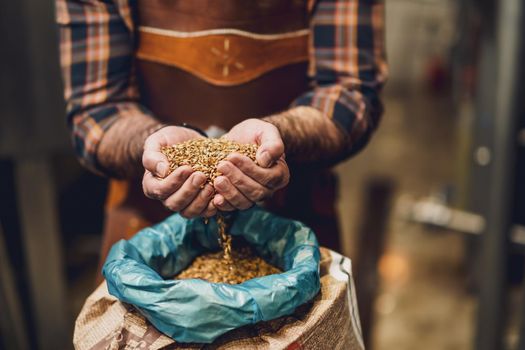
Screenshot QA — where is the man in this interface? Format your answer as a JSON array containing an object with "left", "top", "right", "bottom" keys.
[{"left": 56, "top": 0, "right": 387, "bottom": 268}]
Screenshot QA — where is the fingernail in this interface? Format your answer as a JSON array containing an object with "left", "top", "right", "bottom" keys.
[
  {"left": 215, "top": 177, "right": 226, "bottom": 190},
  {"left": 216, "top": 196, "right": 224, "bottom": 206},
  {"left": 192, "top": 173, "right": 205, "bottom": 186},
  {"left": 156, "top": 162, "right": 168, "bottom": 177},
  {"left": 259, "top": 151, "right": 272, "bottom": 168},
  {"left": 218, "top": 161, "right": 230, "bottom": 174}
]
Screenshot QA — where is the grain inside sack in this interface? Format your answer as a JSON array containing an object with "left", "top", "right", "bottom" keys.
[{"left": 161, "top": 138, "right": 281, "bottom": 284}]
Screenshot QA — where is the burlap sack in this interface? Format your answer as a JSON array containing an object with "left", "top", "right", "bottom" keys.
[{"left": 74, "top": 248, "right": 364, "bottom": 350}]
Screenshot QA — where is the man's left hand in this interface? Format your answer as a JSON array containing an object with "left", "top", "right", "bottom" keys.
[{"left": 212, "top": 118, "right": 290, "bottom": 211}]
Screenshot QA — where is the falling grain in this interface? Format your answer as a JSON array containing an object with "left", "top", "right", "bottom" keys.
[{"left": 163, "top": 139, "right": 279, "bottom": 284}]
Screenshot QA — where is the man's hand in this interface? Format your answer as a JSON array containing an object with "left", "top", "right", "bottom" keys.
[
  {"left": 142, "top": 126, "right": 216, "bottom": 218},
  {"left": 213, "top": 118, "right": 290, "bottom": 211}
]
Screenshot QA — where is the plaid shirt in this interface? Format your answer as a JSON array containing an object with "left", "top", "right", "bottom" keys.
[{"left": 56, "top": 0, "right": 387, "bottom": 173}]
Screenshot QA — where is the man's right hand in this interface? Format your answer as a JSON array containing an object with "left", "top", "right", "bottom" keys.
[{"left": 142, "top": 126, "right": 217, "bottom": 218}]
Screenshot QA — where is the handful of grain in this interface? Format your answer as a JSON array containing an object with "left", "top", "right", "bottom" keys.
[
  {"left": 161, "top": 138, "right": 258, "bottom": 184},
  {"left": 162, "top": 138, "right": 280, "bottom": 284}
]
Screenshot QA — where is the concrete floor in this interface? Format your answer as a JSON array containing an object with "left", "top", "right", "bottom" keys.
[{"left": 335, "top": 91, "right": 476, "bottom": 349}]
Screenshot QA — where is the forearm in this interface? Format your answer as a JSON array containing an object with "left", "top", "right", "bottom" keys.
[
  {"left": 263, "top": 106, "right": 348, "bottom": 165},
  {"left": 277, "top": 0, "right": 387, "bottom": 166},
  {"left": 58, "top": 0, "right": 151, "bottom": 177},
  {"left": 97, "top": 113, "right": 163, "bottom": 178}
]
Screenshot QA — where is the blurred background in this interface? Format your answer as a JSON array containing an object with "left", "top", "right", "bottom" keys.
[{"left": 0, "top": 0, "right": 524, "bottom": 349}]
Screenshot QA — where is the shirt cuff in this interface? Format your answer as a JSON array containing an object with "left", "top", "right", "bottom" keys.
[
  {"left": 291, "top": 86, "right": 376, "bottom": 156},
  {"left": 70, "top": 103, "right": 153, "bottom": 175}
]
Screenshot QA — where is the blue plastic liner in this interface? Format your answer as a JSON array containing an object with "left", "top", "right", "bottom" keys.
[{"left": 103, "top": 206, "right": 321, "bottom": 343}]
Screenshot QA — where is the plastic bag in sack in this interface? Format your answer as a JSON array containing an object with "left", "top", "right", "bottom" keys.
[{"left": 102, "top": 206, "right": 321, "bottom": 344}]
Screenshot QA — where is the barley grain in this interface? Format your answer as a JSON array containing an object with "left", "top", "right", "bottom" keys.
[{"left": 164, "top": 139, "right": 279, "bottom": 284}]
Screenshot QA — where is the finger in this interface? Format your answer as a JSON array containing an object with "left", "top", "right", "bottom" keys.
[
  {"left": 180, "top": 184, "right": 214, "bottom": 218},
  {"left": 226, "top": 153, "right": 289, "bottom": 189},
  {"left": 213, "top": 194, "right": 236, "bottom": 211},
  {"left": 217, "top": 160, "right": 271, "bottom": 202},
  {"left": 143, "top": 132, "right": 171, "bottom": 177},
  {"left": 213, "top": 176, "right": 253, "bottom": 210},
  {"left": 256, "top": 124, "right": 284, "bottom": 168},
  {"left": 202, "top": 200, "right": 218, "bottom": 218},
  {"left": 144, "top": 128, "right": 169, "bottom": 151},
  {"left": 142, "top": 150, "right": 170, "bottom": 177},
  {"left": 163, "top": 172, "right": 207, "bottom": 212},
  {"left": 142, "top": 165, "right": 193, "bottom": 200}
]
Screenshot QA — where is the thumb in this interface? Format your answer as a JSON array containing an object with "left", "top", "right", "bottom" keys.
[
  {"left": 256, "top": 127, "right": 284, "bottom": 168},
  {"left": 142, "top": 150, "right": 169, "bottom": 178},
  {"left": 142, "top": 132, "right": 170, "bottom": 177}
]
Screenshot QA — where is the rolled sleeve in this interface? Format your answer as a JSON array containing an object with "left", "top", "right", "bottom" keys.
[
  {"left": 296, "top": 0, "right": 388, "bottom": 155},
  {"left": 57, "top": 0, "right": 152, "bottom": 174}
]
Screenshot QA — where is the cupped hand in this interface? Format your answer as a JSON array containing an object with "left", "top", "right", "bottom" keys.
[
  {"left": 212, "top": 119, "right": 290, "bottom": 211},
  {"left": 142, "top": 126, "right": 217, "bottom": 218}
]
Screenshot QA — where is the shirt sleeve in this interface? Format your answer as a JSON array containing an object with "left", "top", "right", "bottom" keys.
[
  {"left": 56, "top": 0, "right": 155, "bottom": 174},
  {"left": 294, "top": 0, "right": 388, "bottom": 155}
]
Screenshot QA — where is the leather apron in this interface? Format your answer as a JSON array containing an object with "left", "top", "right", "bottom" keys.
[{"left": 98, "top": 0, "right": 341, "bottom": 278}]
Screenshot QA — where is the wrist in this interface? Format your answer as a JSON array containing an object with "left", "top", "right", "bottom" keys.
[
  {"left": 262, "top": 106, "right": 346, "bottom": 165},
  {"left": 98, "top": 114, "right": 163, "bottom": 179},
  {"left": 176, "top": 122, "right": 208, "bottom": 138},
  {"left": 262, "top": 107, "right": 317, "bottom": 149}
]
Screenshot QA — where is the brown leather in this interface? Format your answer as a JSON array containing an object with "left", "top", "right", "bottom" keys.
[
  {"left": 137, "top": 60, "right": 310, "bottom": 131},
  {"left": 136, "top": 29, "right": 309, "bottom": 86},
  {"left": 105, "top": 180, "right": 128, "bottom": 210},
  {"left": 135, "top": 0, "right": 311, "bottom": 131},
  {"left": 137, "top": 0, "right": 309, "bottom": 33}
]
